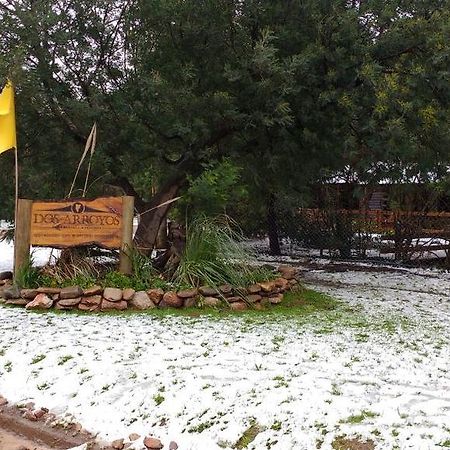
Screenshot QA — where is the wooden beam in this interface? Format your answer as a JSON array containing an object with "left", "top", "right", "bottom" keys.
[
  {"left": 119, "top": 196, "right": 134, "bottom": 274},
  {"left": 14, "top": 199, "right": 32, "bottom": 281}
]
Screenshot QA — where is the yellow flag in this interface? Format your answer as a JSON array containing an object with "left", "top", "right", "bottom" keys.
[{"left": 0, "top": 81, "right": 17, "bottom": 154}]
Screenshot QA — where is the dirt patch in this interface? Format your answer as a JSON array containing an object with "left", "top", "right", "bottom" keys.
[
  {"left": 0, "top": 400, "right": 99, "bottom": 449},
  {"left": 0, "top": 427, "right": 53, "bottom": 450},
  {"left": 332, "top": 437, "right": 375, "bottom": 450}
]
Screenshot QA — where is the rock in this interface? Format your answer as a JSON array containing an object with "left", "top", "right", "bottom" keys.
[
  {"left": 78, "top": 303, "right": 99, "bottom": 312},
  {"left": 289, "top": 279, "right": 299, "bottom": 287},
  {"left": 79, "top": 295, "right": 102, "bottom": 311},
  {"left": 20, "top": 289, "right": 39, "bottom": 299},
  {"left": 37, "top": 287, "right": 61, "bottom": 295},
  {"left": 129, "top": 433, "right": 141, "bottom": 441},
  {"left": 143, "top": 436, "right": 163, "bottom": 449},
  {"left": 6, "top": 298, "right": 29, "bottom": 306},
  {"left": 81, "top": 295, "right": 102, "bottom": 306},
  {"left": 219, "top": 284, "right": 233, "bottom": 295},
  {"left": 52, "top": 294, "right": 60, "bottom": 301},
  {"left": 34, "top": 408, "right": 46, "bottom": 419},
  {"left": 83, "top": 285, "right": 103, "bottom": 296},
  {"left": 169, "top": 442, "right": 179, "bottom": 450},
  {"left": 103, "top": 287, "right": 123, "bottom": 302},
  {"left": 177, "top": 288, "right": 198, "bottom": 298},
  {"left": 130, "top": 291, "right": 155, "bottom": 310},
  {"left": 183, "top": 297, "right": 197, "bottom": 308},
  {"left": 26, "top": 293, "right": 53, "bottom": 309},
  {"left": 253, "top": 302, "right": 264, "bottom": 310},
  {"left": 273, "top": 277, "right": 289, "bottom": 290},
  {"left": 203, "top": 296, "right": 221, "bottom": 307},
  {"left": 3, "top": 285, "right": 21, "bottom": 299},
  {"left": 269, "top": 294, "right": 284, "bottom": 304},
  {"left": 22, "top": 410, "right": 37, "bottom": 421},
  {"left": 101, "top": 299, "right": 127, "bottom": 311},
  {"left": 54, "top": 303, "right": 74, "bottom": 311},
  {"left": 0, "top": 396, "right": 8, "bottom": 406},
  {"left": 259, "top": 281, "right": 276, "bottom": 293},
  {"left": 60, "top": 286, "right": 83, "bottom": 299},
  {"left": 246, "top": 294, "right": 262, "bottom": 303},
  {"left": 112, "top": 438, "right": 125, "bottom": 449},
  {"left": 147, "top": 288, "right": 164, "bottom": 304},
  {"left": 160, "top": 291, "right": 183, "bottom": 308},
  {"left": 226, "top": 296, "right": 242, "bottom": 303},
  {"left": 247, "top": 284, "right": 261, "bottom": 294},
  {"left": 57, "top": 297, "right": 81, "bottom": 307},
  {"left": 199, "top": 286, "right": 218, "bottom": 296},
  {"left": 122, "top": 288, "right": 136, "bottom": 301},
  {"left": 0, "top": 271, "right": 12, "bottom": 281},
  {"left": 278, "top": 265, "right": 297, "bottom": 280},
  {"left": 230, "top": 301, "right": 247, "bottom": 311}
]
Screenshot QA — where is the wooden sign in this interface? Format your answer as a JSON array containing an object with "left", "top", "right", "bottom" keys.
[
  {"left": 30, "top": 197, "right": 123, "bottom": 249},
  {"left": 14, "top": 196, "right": 135, "bottom": 277}
]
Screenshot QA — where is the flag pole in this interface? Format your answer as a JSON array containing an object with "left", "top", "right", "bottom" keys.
[
  {"left": 13, "top": 144, "right": 19, "bottom": 278},
  {"left": 14, "top": 145, "right": 18, "bottom": 220}
]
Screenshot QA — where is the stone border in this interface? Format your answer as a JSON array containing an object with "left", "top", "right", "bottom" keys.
[{"left": 0, "top": 266, "right": 299, "bottom": 312}]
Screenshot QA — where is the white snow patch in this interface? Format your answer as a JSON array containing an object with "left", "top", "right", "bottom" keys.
[{"left": 1, "top": 238, "right": 449, "bottom": 449}]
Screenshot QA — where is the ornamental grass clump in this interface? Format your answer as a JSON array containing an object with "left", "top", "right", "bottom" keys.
[{"left": 173, "top": 215, "right": 273, "bottom": 288}]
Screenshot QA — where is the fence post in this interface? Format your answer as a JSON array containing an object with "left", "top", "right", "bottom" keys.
[
  {"left": 13, "top": 199, "right": 32, "bottom": 280},
  {"left": 119, "top": 196, "right": 135, "bottom": 274}
]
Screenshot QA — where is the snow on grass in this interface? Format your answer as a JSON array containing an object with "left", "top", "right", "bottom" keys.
[
  {"left": 1, "top": 270, "right": 449, "bottom": 450},
  {"left": 1, "top": 240, "right": 449, "bottom": 449}
]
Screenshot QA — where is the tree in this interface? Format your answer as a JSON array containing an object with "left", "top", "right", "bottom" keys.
[{"left": 1, "top": 0, "right": 448, "bottom": 256}]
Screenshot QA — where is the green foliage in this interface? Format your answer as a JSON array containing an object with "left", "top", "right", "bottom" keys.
[
  {"left": 101, "top": 271, "right": 136, "bottom": 290},
  {"left": 101, "top": 254, "right": 172, "bottom": 291},
  {"left": 14, "top": 255, "right": 42, "bottom": 289},
  {"left": 233, "top": 421, "right": 262, "bottom": 449},
  {"left": 0, "top": 0, "right": 448, "bottom": 241},
  {"left": 177, "top": 160, "right": 247, "bottom": 219},
  {"left": 173, "top": 216, "right": 274, "bottom": 289}
]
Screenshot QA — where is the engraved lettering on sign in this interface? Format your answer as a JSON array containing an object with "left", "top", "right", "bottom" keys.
[{"left": 30, "top": 197, "right": 123, "bottom": 249}]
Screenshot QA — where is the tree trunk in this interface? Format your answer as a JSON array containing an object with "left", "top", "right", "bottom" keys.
[
  {"left": 155, "top": 217, "right": 168, "bottom": 249},
  {"left": 134, "top": 176, "right": 185, "bottom": 255},
  {"left": 267, "top": 193, "right": 281, "bottom": 255}
]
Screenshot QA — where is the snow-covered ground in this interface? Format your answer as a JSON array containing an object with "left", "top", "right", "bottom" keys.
[
  {"left": 0, "top": 243, "right": 449, "bottom": 449},
  {"left": 0, "top": 240, "right": 57, "bottom": 272}
]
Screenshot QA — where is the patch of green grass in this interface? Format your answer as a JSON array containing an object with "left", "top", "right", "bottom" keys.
[
  {"left": 14, "top": 255, "right": 42, "bottom": 288},
  {"left": 153, "top": 393, "right": 165, "bottom": 406},
  {"left": 271, "top": 420, "right": 282, "bottom": 431},
  {"left": 340, "top": 410, "right": 379, "bottom": 424},
  {"left": 233, "top": 421, "right": 262, "bottom": 449},
  {"left": 440, "top": 440, "right": 450, "bottom": 448},
  {"left": 188, "top": 421, "right": 214, "bottom": 433},
  {"left": 58, "top": 355, "right": 74, "bottom": 365},
  {"left": 31, "top": 354, "right": 46, "bottom": 364}
]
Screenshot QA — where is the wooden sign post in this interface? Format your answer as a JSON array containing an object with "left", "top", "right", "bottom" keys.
[{"left": 14, "top": 196, "right": 135, "bottom": 278}]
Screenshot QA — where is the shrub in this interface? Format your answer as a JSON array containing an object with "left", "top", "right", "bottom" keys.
[{"left": 173, "top": 215, "right": 274, "bottom": 288}]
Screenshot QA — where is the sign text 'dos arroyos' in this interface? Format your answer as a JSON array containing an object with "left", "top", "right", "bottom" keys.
[{"left": 30, "top": 197, "right": 123, "bottom": 249}]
